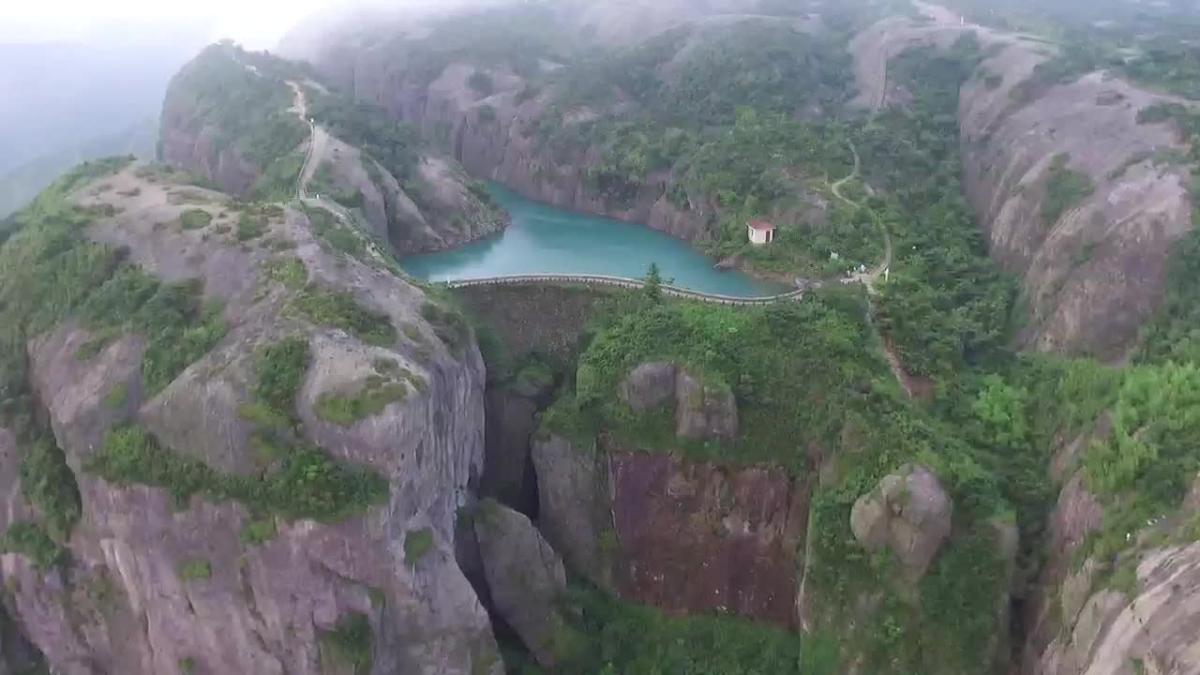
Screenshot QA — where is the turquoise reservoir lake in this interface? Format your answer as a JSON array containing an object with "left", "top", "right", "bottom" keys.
[{"left": 402, "top": 185, "right": 785, "bottom": 297}]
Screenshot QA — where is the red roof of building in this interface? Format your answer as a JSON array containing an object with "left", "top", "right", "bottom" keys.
[{"left": 748, "top": 220, "right": 776, "bottom": 231}]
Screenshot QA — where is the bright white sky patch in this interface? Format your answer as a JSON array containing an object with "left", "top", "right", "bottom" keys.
[{"left": 1, "top": 0, "right": 341, "bottom": 48}]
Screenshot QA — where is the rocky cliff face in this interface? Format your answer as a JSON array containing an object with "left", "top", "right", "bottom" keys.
[
  {"left": 316, "top": 59, "right": 710, "bottom": 241},
  {"left": 0, "top": 162, "right": 500, "bottom": 675},
  {"left": 854, "top": 2, "right": 1196, "bottom": 360},
  {"left": 160, "top": 44, "right": 506, "bottom": 255},
  {"left": 1020, "top": 428, "right": 1200, "bottom": 675}
]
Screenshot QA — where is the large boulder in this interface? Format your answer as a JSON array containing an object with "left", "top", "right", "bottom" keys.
[
  {"left": 619, "top": 362, "right": 678, "bottom": 412},
  {"left": 850, "top": 464, "right": 953, "bottom": 580},
  {"left": 674, "top": 371, "right": 738, "bottom": 442},
  {"left": 618, "top": 364, "right": 739, "bottom": 443},
  {"left": 530, "top": 434, "right": 615, "bottom": 589},
  {"left": 474, "top": 500, "right": 568, "bottom": 668}
]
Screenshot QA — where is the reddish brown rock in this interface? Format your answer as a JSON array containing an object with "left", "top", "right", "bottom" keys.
[{"left": 609, "top": 452, "right": 804, "bottom": 628}]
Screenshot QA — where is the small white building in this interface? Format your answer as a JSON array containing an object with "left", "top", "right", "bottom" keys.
[{"left": 747, "top": 220, "right": 776, "bottom": 245}]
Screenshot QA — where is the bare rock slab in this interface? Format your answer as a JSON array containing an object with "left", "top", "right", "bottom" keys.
[{"left": 474, "top": 499, "right": 568, "bottom": 668}]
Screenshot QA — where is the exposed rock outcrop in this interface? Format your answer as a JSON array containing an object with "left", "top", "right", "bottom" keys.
[
  {"left": 609, "top": 451, "right": 805, "bottom": 628},
  {"left": 674, "top": 371, "right": 738, "bottom": 443},
  {"left": 531, "top": 432, "right": 806, "bottom": 628},
  {"left": 1033, "top": 542, "right": 1200, "bottom": 675},
  {"left": 288, "top": 48, "right": 713, "bottom": 241},
  {"left": 854, "top": 2, "right": 1196, "bottom": 359},
  {"left": 850, "top": 464, "right": 953, "bottom": 580},
  {"left": 474, "top": 499, "right": 568, "bottom": 668},
  {"left": 159, "top": 43, "right": 506, "bottom": 256},
  {"left": 0, "top": 163, "right": 501, "bottom": 675},
  {"left": 619, "top": 363, "right": 738, "bottom": 443},
  {"left": 530, "top": 434, "right": 615, "bottom": 590}
]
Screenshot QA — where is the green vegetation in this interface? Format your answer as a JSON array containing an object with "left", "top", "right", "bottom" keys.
[
  {"left": 1041, "top": 153, "right": 1095, "bottom": 227},
  {"left": 88, "top": 335, "right": 386, "bottom": 522},
  {"left": 302, "top": 204, "right": 365, "bottom": 259},
  {"left": 240, "top": 518, "right": 278, "bottom": 545},
  {"left": 88, "top": 422, "right": 388, "bottom": 523},
  {"left": 80, "top": 270, "right": 227, "bottom": 394},
  {"left": 179, "top": 209, "right": 213, "bottom": 230},
  {"left": 309, "top": 94, "right": 420, "bottom": 181},
  {"left": 171, "top": 45, "right": 307, "bottom": 171},
  {"left": 320, "top": 612, "right": 373, "bottom": 675},
  {"left": 178, "top": 559, "right": 212, "bottom": 582},
  {"left": 420, "top": 302, "right": 471, "bottom": 356},
  {"left": 0, "top": 522, "right": 68, "bottom": 571},
  {"left": 293, "top": 288, "right": 397, "bottom": 347},
  {"left": 236, "top": 213, "right": 267, "bottom": 241},
  {"left": 864, "top": 41, "right": 1017, "bottom": 379},
  {"left": 404, "top": 528, "right": 434, "bottom": 564},
  {"left": 310, "top": 164, "right": 364, "bottom": 209},
  {"left": 252, "top": 337, "right": 311, "bottom": 418},
  {"left": 264, "top": 258, "right": 308, "bottom": 290},
  {"left": 19, "top": 436, "right": 82, "bottom": 541},
  {"left": 250, "top": 149, "right": 305, "bottom": 202},
  {"left": 315, "top": 372, "right": 412, "bottom": 426},
  {"left": 550, "top": 586, "right": 831, "bottom": 674}
]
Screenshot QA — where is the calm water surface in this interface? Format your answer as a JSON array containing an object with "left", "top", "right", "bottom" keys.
[{"left": 402, "top": 185, "right": 785, "bottom": 297}]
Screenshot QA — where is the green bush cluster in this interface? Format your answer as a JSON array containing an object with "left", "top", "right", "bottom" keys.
[
  {"left": 80, "top": 269, "right": 228, "bottom": 395},
  {"left": 179, "top": 209, "right": 213, "bottom": 230},
  {"left": 309, "top": 94, "right": 420, "bottom": 182},
  {"left": 303, "top": 204, "right": 366, "bottom": 259},
  {"left": 0, "top": 522, "right": 68, "bottom": 571}
]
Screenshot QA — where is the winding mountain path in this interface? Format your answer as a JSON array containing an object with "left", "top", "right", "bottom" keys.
[{"left": 832, "top": 140, "right": 893, "bottom": 294}]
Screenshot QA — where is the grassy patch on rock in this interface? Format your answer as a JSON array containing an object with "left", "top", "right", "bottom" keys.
[
  {"left": 315, "top": 375, "right": 409, "bottom": 426},
  {"left": 179, "top": 209, "right": 213, "bottom": 231},
  {"left": 404, "top": 528, "right": 434, "bottom": 564},
  {"left": 178, "top": 559, "right": 212, "bottom": 582},
  {"left": 1041, "top": 153, "right": 1095, "bottom": 227},
  {"left": 320, "top": 612, "right": 373, "bottom": 675},
  {"left": 0, "top": 522, "right": 68, "bottom": 571},
  {"left": 293, "top": 288, "right": 396, "bottom": 347},
  {"left": 19, "top": 435, "right": 82, "bottom": 541},
  {"left": 88, "top": 424, "right": 388, "bottom": 523},
  {"left": 89, "top": 336, "right": 388, "bottom": 523},
  {"left": 551, "top": 586, "right": 830, "bottom": 674}
]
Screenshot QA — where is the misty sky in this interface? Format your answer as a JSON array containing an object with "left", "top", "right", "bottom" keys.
[{"left": 2, "top": 0, "right": 343, "bottom": 49}]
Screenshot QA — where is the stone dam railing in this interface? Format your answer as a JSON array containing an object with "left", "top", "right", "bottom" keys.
[{"left": 443, "top": 274, "right": 807, "bottom": 306}]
